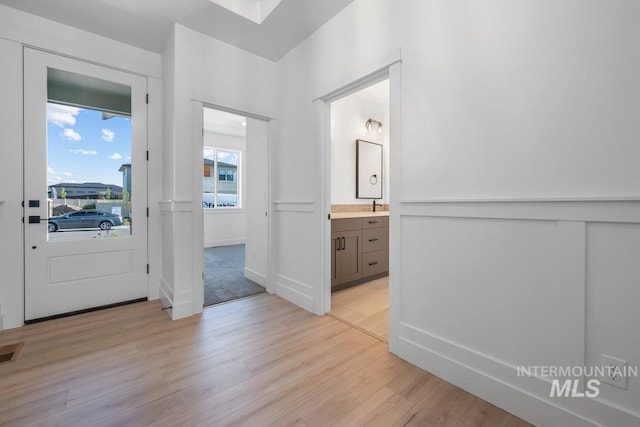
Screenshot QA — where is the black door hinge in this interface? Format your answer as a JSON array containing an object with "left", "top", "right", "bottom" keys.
[
  {"left": 146, "top": 150, "right": 149, "bottom": 161},
  {"left": 328, "top": 213, "right": 331, "bottom": 220},
  {"left": 147, "top": 264, "right": 150, "bottom": 274},
  {"left": 147, "top": 207, "right": 149, "bottom": 217},
  {"left": 146, "top": 94, "right": 149, "bottom": 104}
]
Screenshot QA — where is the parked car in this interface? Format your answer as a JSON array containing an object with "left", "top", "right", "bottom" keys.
[{"left": 48, "top": 210, "right": 123, "bottom": 232}]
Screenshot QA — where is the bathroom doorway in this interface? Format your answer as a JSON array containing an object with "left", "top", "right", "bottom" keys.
[
  {"left": 201, "top": 107, "right": 270, "bottom": 306},
  {"left": 326, "top": 79, "right": 391, "bottom": 341}
]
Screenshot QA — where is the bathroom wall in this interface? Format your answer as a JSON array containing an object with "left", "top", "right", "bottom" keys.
[{"left": 330, "top": 79, "right": 389, "bottom": 207}]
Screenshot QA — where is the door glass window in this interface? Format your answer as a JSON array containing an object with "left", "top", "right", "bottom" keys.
[{"left": 46, "top": 68, "right": 132, "bottom": 241}]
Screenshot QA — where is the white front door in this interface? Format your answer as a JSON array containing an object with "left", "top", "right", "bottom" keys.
[{"left": 24, "top": 48, "right": 148, "bottom": 321}]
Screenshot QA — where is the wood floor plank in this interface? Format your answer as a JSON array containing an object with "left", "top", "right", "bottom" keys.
[
  {"left": 0, "top": 295, "right": 532, "bottom": 427},
  {"left": 331, "top": 277, "right": 389, "bottom": 341}
]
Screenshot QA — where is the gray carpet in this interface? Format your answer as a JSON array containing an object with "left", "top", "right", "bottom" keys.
[{"left": 204, "top": 244, "right": 265, "bottom": 306}]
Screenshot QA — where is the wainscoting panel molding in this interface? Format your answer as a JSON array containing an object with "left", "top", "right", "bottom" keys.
[{"left": 392, "top": 199, "right": 640, "bottom": 427}]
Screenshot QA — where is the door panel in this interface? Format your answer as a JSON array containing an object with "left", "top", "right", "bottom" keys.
[
  {"left": 24, "top": 48, "right": 148, "bottom": 321},
  {"left": 340, "top": 230, "right": 362, "bottom": 283},
  {"left": 331, "top": 231, "right": 341, "bottom": 289}
]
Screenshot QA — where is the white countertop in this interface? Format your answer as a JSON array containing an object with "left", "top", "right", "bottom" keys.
[{"left": 330, "top": 211, "right": 389, "bottom": 219}]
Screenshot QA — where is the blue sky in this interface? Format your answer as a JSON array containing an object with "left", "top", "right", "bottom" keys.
[
  {"left": 47, "top": 103, "right": 131, "bottom": 187},
  {"left": 203, "top": 147, "right": 239, "bottom": 165}
]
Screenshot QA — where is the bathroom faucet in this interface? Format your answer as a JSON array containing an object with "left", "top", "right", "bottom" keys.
[{"left": 372, "top": 200, "right": 382, "bottom": 212}]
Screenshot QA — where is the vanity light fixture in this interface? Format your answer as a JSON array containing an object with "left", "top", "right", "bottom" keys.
[{"left": 365, "top": 118, "right": 383, "bottom": 134}]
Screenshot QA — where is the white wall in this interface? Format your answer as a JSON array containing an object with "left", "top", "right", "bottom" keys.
[
  {"left": 204, "top": 131, "right": 246, "bottom": 248},
  {"left": 0, "top": 4, "right": 163, "bottom": 330},
  {"left": 160, "top": 23, "right": 276, "bottom": 319},
  {"left": 275, "top": 0, "right": 640, "bottom": 425},
  {"left": 0, "top": 37, "right": 24, "bottom": 331},
  {"left": 330, "top": 80, "right": 389, "bottom": 205}
]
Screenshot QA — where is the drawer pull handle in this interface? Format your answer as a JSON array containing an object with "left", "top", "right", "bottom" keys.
[
  {"left": 368, "top": 238, "right": 378, "bottom": 242},
  {"left": 368, "top": 261, "right": 379, "bottom": 266},
  {"left": 341, "top": 237, "right": 345, "bottom": 250},
  {"left": 336, "top": 238, "right": 341, "bottom": 251},
  {"left": 368, "top": 221, "right": 378, "bottom": 224}
]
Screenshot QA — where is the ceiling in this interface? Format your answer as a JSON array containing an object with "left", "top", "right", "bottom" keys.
[
  {"left": 0, "top": 0, "right": 353, "bottom": 60},
  {"left": 203, "top": 107, "right": 246, "bottom": 137}
]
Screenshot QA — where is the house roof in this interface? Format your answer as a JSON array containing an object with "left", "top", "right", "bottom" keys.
[
  {"left": 50, "top": 182, "right": 124, "bottom": 192},
  {"left": 204, "top": 159, "right": 236, "bottom": 169}
]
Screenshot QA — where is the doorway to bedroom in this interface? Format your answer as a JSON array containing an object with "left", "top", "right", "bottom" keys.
[{"left": 202, "top": 107, "right": 269, "bottom": 306}]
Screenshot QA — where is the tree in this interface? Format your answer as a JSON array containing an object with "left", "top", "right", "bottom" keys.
[
  {"left": 105, "top": 186, "right": 112, "bottom": 200},
  {"left": 60, "top": 187, "right": 67, "bottom": 202},
  {"left": 122, "top": 189, "right": 131, "bottom": 211}
]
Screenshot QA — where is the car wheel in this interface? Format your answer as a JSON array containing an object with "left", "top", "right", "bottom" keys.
[
  {"left": 48, "top": 223, "right": 58, "bottom": 232},
  {"left": 99, "top": 221, "right": 112, "bottom": 230}
]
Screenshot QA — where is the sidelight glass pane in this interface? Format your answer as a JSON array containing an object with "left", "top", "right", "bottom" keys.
[{"left": 46, "top": 68, "right": 132, "bottom": 241}]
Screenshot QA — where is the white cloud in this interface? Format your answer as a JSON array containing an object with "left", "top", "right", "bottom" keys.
[
  {"left": 63, "top": 171, "right": 73, "bottom": 177},
  {"left": 63, "top": 128, "right": 82, "bottom": 141},
  {"left": 53, "top": 176, "right": 62, "bottom": 182},
  {"left": 109, "top": 153, "right": 123, "bottom": 160},
  {"left": 47, "top": 104, "right": 80, "bottom": 127},
  {"left": 102, "top": 128, "right": 115, "bottom": 142},
  {"left": 47, "top": 166, "right": 56, "bottom": 175},
  {"left": 69, "top": 149, "right": 97, "bottom": 156}
]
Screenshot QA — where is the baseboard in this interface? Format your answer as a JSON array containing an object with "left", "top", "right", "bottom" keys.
[
  {"left": 275, "top": 274, "right": 314, "bottom": 313},
  {"left": 170, "top": 298, "right": 194, "bottom": 320},
  {"left": 159, "top": 278, "right": 173, "bottom": 318},
  {"left": 244, "top": 267, "right": 266, "bottom": 287},
  {"left": 204, "top": 238, "right": 245, "bottom": 248},
  {"left": 397, "top": 322, "right": 640, "bottom": 427}
]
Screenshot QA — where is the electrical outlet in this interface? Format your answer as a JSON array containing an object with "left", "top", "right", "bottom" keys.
[{"left": 601, "top": 354, "right": 628, "bottom": 390}]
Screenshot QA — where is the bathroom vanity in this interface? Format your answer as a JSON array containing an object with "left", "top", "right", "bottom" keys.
[{"left": 330, "top": 212, "right": 389, "bottom": 292}]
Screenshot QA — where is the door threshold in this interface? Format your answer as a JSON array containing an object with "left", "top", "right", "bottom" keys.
[{"left": 25, "top": 297, "right": 148, "bottom": 324}]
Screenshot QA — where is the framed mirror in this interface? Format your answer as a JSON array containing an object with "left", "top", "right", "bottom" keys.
[{"left": 356, "top": 139, "right": 383, "bottom": 199}]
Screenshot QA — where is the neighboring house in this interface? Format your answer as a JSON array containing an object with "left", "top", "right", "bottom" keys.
[
  {"left": 49, "top": 182, "right": 123, "bottom": 200},
  {"left": 203, "top": 159, "right": 238, "bottom": 204},
  {"left": 119, "top": 163, "right": 131, "bottom": 197}
]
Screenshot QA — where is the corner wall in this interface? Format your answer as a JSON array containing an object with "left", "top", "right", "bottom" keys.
[
  {"left": 275, "top": 0, "right": 640, "bottom": 425},
  {"left": 160, "top": 24, "right": 276, "bottom": 319}
]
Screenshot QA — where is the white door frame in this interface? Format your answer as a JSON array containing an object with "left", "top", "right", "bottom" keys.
[
  {"left": 191, "top": 100, "right": 275, "bottom": 312},
  {"left": 316, "top": 57, "right": 402, "bottom": 353}
]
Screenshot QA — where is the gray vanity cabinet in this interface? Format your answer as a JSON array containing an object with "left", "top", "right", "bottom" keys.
[
  {"left": 331, "top": 218, "right": 362, "bottom": 289},
  {"left": 331, "top": 216, "right": 388, "bottom": 291}
]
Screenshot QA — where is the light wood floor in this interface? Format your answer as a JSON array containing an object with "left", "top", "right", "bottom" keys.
[
  {"left": 0, "top": 294, "right": 532, "bottom": 427},
  {"left": 331, "top": 277, "right": 389, "bottom": 342}
]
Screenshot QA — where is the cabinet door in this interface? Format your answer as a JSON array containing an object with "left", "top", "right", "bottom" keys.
[
  {"left": 331, "top": 231, "right": 341, "bottom": 289},
  {"left": 340, "top": 229, "right": 362, "bottom": 283}
]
